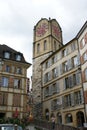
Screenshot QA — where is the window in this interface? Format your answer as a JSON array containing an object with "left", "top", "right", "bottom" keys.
[
  {"left": 44, "top": 40, "right": 47, "bottom": 50},
  {"left": 2, "top": 77, "right": 8, "bottom": 87},
  {"left": 52, "top": 56, "right": 56, "bottom": 64},
  {"left": 13, "top": 94, "right": 21, "bottom": 107},
  {"left": 44, "top": 87, "right": 49, "bottom": 97},
  {"left": 73, "top": 56, "right": 78, "bottom": 67},
  {"left": 54, "top": 41, "right": 56, "bottom": 51},
  {"left": 71, "top": 42, "right": 77, "bottom": 51},
  {"left": 52, "top": 83, "right": 57, "bottom": 93},
  {"left": 44, "top": 72, "right": 51, "bottom": 83},
  {"left": 62, "top": 49, "right": 66, "bottom": 57},
  {"left": 46, "top": 61, "right": 49, "bottom": 68},
  {"left": 56, "top": 52, "right": 62, "bottom": 60},
  {"left": 63, "top": 61, "right": 68, "bottom": 72},
  {"left": 83, "top": 52, "right": 87, "bottom": 62},
  {"left": 65, "top": 77, "right": 69, "bottom": 89},
  {"left": 37, "top": 43, "right": 40, "bottom": 53},
  {"left": 0, "top": 93, "right": 8, "bottom": 105},
  {"left": 45, "top": 109, "right": 49, "bottom": 120},
  {"left": 85, "top": 68, "right": 87, "bottom": 80},
  {"left": 75, "top": 91, "right": 82, "bottom": 105},
  {"left": 16, "top": 54, "right": 21, "bottom": 61},
  {"left": 4, "top": 52, "right": 10, "bottom": 59},
  {"left": 52, "top": 99, "right": 58, "bottom": 110},
  {"left": 65, "top": 114, "right": 73, "bottom": 123},
  {"left": 57, "top": 113, "right": 62, "bottom": 124},
  {"left": 73, "top": 72, "right": 81, "bottom": 86},
  {"left": 82, "top": 38, "right": 85, "bottom": 47},
  {"left": 6, "top": 65, "right": 10, "bottom": 72},
  {"left": 73, "top": 74, "right": 76, "bottom": 86},
  {"left": 16, "top": 67, "right": 22, "bottom": 74},
  {"left": 65, "top": 94, "right": 71, "bottom": 107},
  {"left": 14, "top": 79, "right": 21, "bottom": 89},
  {"left": 52, "top": 68, "right": 57, "bottom": 78}
]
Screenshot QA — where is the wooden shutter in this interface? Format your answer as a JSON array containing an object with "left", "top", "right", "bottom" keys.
[
  {"left": 56, "top": 81, "right": 60, "bottom": 93},
  {"left": 4, "top": 93, "right": 8, "bottom": 105},
  {"left": 62, "top": 96, "right": 65, "bottom": 108},
  {"left": 81, "top": 89, "right": 84, "bottom": 104},
  {"left": 60, "top": 64, "right": 63, "bottom": 75},
  {"left": 63, "top": 79, "right": 66, "bottom": 90},
  {"left": 49, "top": 85, "right": 52, "bottom": 96}
]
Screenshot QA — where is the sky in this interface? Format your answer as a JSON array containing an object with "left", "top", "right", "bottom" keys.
[{"left": 0, "top": 0, "right": 87, "bottom": 81}]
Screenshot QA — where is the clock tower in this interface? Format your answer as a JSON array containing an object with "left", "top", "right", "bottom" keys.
[{"left": 32, "top": 18, "right": 63, "bottom": 118}]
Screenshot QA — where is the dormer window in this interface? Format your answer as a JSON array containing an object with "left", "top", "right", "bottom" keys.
[
  {"left": 16, "top": 54, "right": 21, "bottom": 61},
  {"left": 4, "top": 52, "right": 10, "bottom": 59}
]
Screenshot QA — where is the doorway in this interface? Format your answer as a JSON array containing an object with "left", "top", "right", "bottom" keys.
[{"left": 76, "top": 111, "right": 84, "bottom": 127}]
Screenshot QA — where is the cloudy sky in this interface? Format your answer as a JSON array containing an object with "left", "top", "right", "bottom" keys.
[{"left": 0, "top": 0, "right": 87, "bottom": 80}]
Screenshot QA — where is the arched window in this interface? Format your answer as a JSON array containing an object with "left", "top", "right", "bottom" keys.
[
  {"left": 57, "top": 113, "right": 62, "bottom": 124},
  {"left": 37, "top": 43, "right": 40, "bottom": 53},
  {"left": 54, "top": 41, "right": 56, "bottom": 51},
  {"left": 45, "top": 109, "right": 49, "bottom": 120},
  {"left": 44, "top": 40, "right": 47, "bottom": 50},
  {"left": 65, "top": 113, "right": 73, "bottom": 123}
]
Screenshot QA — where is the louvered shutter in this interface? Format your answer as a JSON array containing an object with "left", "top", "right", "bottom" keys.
[
  {"left": 76, "top": 72, "right": 81, "bottom": 85},
  {"left": 62, "top": 96, "right": 65, "bottom": 108},
  {"left": 60, "top": 64, "right": 63, "bottom": 75},
  {"left": 56, "top": 81, "right": 60, "bottom": 93},
  {"left": 77, "top": 54, "right": 80, "bottom": 65},
  {"left": 71, "top": 93, "right": 75, "bottom": 106},
  {"left": 49, "top": 85, "right": 52, "bottom": 96},
  {"left": 81, "top": 89, "right": 84, "bottom": 104},
  {"left": 63, "top": 79, "right": 66, "bottom": 90}
]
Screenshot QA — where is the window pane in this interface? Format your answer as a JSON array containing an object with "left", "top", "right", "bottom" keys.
[
  {"left": 4, "top": 52, "right": 10, "bottom": 59},
  {"left": 6, "top": 65, "right": 10, "bottom": 72},
  {"left": 14, "top": 79, "right": 21, "bottom": 88},
  {"left": 2, "top": 77, "right": 8, "bottom": 87},
  {"left": 16, "top": 55, "right": 21, "bottom": 61},
  {"left": 44, "top": 40, "right": 47, "bottom": 50}
]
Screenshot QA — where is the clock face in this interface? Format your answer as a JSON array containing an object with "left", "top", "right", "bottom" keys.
[
  {"left": 52, "top": 24, "right": 60, "bottom": 38},
  {"left": 36, "top": 23, "right": 48, "bottom": 37}
]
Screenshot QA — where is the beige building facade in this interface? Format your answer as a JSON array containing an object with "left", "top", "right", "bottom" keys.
[
  {"left": 32, "top": 18, "right": 87, "bottom": 127},
  {"left": 0, "top": 44, "right": 31, "bottom": 119}
]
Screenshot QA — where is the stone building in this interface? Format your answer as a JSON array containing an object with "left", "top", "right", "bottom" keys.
[
  {"left": 32, "top": 18, "right": 63, "bottom": 118},
  {"left": 0, "top": 44, "right": 31, "bottom": 119},
  {"left": 32, "top": 18, "right": 87, "bottom": 127}
]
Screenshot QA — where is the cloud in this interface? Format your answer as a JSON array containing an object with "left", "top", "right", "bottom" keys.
[{"left": 0, "top": 0, "right": 86, "bottom": 78}]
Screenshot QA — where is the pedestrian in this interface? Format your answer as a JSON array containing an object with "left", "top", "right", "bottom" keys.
[{"left": 51, "top": 114, "right": 56, "bottom": 130}]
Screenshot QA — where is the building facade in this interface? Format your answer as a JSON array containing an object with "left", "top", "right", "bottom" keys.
[
  {"left": 0, "top": 44, "right": 31, "bottom": 119},
  {"left": 42, "top": 21, "right": 87, "bottom": 127},
  {"left": 32, "top": 18, "right": 87, "bottom": 127}
]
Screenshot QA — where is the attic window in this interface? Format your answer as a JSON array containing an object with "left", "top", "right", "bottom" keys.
[
  {"left": 4, "top": 52, "right": 10, "bottom": 59},
  {"left": 16, "top": 54, "right": 21, "bottom": 61}
]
